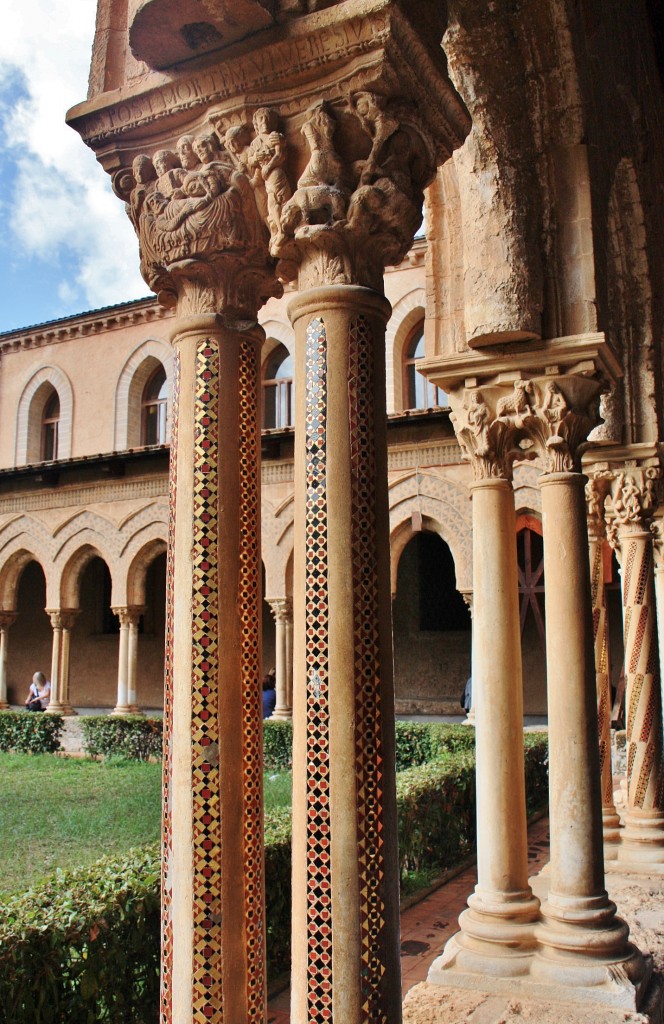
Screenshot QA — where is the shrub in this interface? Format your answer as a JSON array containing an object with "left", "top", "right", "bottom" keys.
[
  {"left": 263, "top": 720, "right": 293, "bottom": 771},
  {"left": 0, "top": 711, "right": 63, "bottom": 754},
  {"left": 523, "top": 732, "right": 549, "bottom": 816},
  {"left": 81, "top": 717, "right": 163, "bottom": 761}
]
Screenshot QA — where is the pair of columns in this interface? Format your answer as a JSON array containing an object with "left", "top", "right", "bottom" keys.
[
  {"left": 585, "top": 451, "right": 664, "bottom": 869},
  {"left": 265, "top": 598, "right": 293, "bottom": 720},
  {"left": 110, "top": 606, "right": 146, "bottom": 717},
  {"left": 426, "top": 365, "right": 648, "bottom": 1010}
]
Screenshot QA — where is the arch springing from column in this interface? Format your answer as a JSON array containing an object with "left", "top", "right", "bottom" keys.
[{"left": 114, "top": 338, "right": 174, "bottom": 451}]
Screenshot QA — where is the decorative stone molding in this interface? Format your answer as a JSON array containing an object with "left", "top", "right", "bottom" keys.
[
  {"left": 47, "top": 608, "right": 79, "bottom": 631},
  {"left": 583, "top": 444, "right": 663, "bottom": 550},
  {"left": 267, "top": 597, "right": 292, "bottom": 623}
]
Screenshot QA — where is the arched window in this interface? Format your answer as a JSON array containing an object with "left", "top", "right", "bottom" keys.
[
  {"left": 263, "top": 344, "right": 293, "bottom": 429},
  {"left": 403, "top": 325, "right": 447, "bottom": 410},
  {"left": 141, "top": 365, "right": 168, "bottom": 446},
  {"left": 41, "top": 390, "right": 60, "bottom": 461}
]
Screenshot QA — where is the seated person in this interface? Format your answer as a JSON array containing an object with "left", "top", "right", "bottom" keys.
[{"left": 262, "top": 670, "right": 276, "bottom": 719}]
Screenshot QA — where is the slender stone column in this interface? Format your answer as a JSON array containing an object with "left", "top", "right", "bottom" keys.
[
  {"left": 653, "top": 520, "right": 664, "bottom": 730},
  {"left": 111, "top": 607, "right": 132, "bottom": 717},
  {"left": 126, "top": 607, "right": 145, "bottom": 714},
  {"left": 45, "top": 610, "right": 78, "bottom": 715},
  {"left": 585, "top": 477, "right": 620, "bottom": 855},
  {"left": 0, "top": 613, "right": 16, "bottom": 709},
  {"left": 460, "top": 592, "right": 475, "bottom": 726},
  {"left": 267, "top": 598, "right": 292, "bottom": 720},
  {"left": 45, "top": 610, "right": 63, "bottom": 714},
  {"left": 429, "top": 402, "right": 539, "bottom": 987},
  {"left": 609, "top": 471, "right": 664, "bottom": 866},
  {"left": 534, "top": 471, "right": 644, "bottom": 993},
  {"left": 285, "top": 609, "right": 293, "bottom": 713},
  {"left": 58, "top": 611, "right": 78, "bottom": 717}
]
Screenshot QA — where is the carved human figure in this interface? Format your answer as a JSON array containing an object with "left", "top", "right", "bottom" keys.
[
  {"left": 248, "top": 107, "right": 291, "bottom": 249},
  {"left": 128, "top": 154, "right": 157, "bottom": 229},
  {"left": 224, "top": 124, "right": 253, "bottom": 176},
  {"left": 298, "top": 101, "right": 344, "bottom": 189},
  {"left": 153, "top": 149, "right": 184, "bottom": 197},
  {"left": 466, "top": 390, "right": 491, "bottom": 455},
  {"left": 176, "top": 134, "right": 200, "bottom": 172},
  {"left": 539, "top": 381, "right": 568, "bottom": 426}
]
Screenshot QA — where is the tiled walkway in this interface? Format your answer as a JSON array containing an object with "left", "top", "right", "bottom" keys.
[{"left": 268, "top": 815, "right": 551, "bottom": 1021}]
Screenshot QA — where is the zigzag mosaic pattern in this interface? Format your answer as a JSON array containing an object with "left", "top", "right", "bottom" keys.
[
  {"left": 622, "top": 535, "right": 664, "bottom": 810},
  {"left": 589, "top": 539, "right": 612, "bottom": 806},
  {"left": 348, "top": 316, "right": 388, "bottom": 1023},
  {"left": 304, "top": 317, "right": 333, "bottom": 1023},
  {"left": 160, "top": 347, "right": 180, "bottom": 1023},
  {"left": 191, "top": 341, "right": 223, "bottom": 1022},
  {"left": 237, "top": 338, "right": 266, "bottom": 1019}
]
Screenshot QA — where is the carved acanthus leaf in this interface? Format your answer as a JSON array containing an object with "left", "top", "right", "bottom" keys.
[{"left": 608, "top": 469, "right": 661, "bottom": 533}]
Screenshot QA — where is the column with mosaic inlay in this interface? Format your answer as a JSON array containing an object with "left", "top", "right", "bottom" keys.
[
  {"left": 608, "top": 465, "right": 664, "bottom": 868},
  {"left": 278, "top": 90, "right": 467, "bottom": 1024},
  {"left": 105, "top": 131, "right": 279, "bottom": 1023},
  {"left": 0, "top": 612, "right": 16, "bottom": 709},
  {"left": 585, "top": 473, "right": 621, "bottom": 856}
]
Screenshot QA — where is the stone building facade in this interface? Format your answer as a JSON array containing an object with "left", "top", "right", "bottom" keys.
[{"left": 1, "top": 242, "right": 552, "bottom": 716}]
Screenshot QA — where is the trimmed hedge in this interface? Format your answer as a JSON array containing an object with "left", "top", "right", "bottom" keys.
[
  {"left": 0, "top": 728, "right": 548, "bottom": 1020},
  {"left": 81, "top": 717, "right": 163, "bottom": 761},
  {"left": 0, "top": 812, "right": 293, "bottom": 1024},
  {"left": 261, "top": 719, "right": 476, "bottom": 773},
  {"left": 0, "top": 710, "right": 64, "bottom": 754}
]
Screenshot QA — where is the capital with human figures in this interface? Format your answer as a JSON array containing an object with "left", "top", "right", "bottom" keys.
[
  {"left": 449, "top": 372, "right": 602, "bottom": 481},
  {"left": 113, "top": 127, "right": 280, "bottom": 318}
]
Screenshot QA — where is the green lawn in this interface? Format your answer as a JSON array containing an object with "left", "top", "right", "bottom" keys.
[{"left": 0, "top": 753, "right": 291, "bottom": 898}]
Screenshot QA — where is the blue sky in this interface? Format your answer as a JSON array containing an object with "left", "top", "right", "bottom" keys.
[{"left": 0, "top": 2, "right": 147, "bottom": 335}]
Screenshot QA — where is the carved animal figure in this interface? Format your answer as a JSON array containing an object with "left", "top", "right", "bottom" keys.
[{"left": 496, "top": 379, "right": 533, "bottom": 418}]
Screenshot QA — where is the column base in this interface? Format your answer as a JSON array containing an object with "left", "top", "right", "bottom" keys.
[
  {"left": 430, "top": 890, "right": 540, "bottom": 980},
  {"left": 0, "top": 700, "right": 9, "bottom": 710},
  {"left": 46, "top": 702, "right": 71, "bottom": 715},
  {"left": 126, "top": 705, "right": 144, "bottom": 716},
  {"left": 270, "top": 707, "right": 293, "bottom": 721},
  {"left": 604, "top": 808, "right": 622, "bottom": 860},
  {"left": 110, "top": 706, "right": 134, "bottom": 717},
  {"left": 617, "top": 810, "right": 664, "bottom": 867}
]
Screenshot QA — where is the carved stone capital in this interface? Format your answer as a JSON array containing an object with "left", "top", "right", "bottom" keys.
[
  {"left": 608, "top": 469, "right": 661, "bottom": 535},
  {"left": 651, "top": 518, "right": 664, "bottom": 565},
  {"left": 47, "top": 609, "right": 79, "bottom": 631},
  {"left": 274, "top": 94, "right": 437, "bottom": 290},
  {"left": 113, "top": 129, "right": 280, "bottom": 318},
  {"left": 448, "top": 385, "right": 527, "bottom": 481},
  {"left": 584, "top": 471, "right": 613, "bottom": 543},
  {"left": 267, "top": 598, "right": 293, "bottom": 624}
]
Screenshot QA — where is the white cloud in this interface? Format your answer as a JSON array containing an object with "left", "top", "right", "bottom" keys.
[{"left": 0, "top": 0, "right": 148, "bottom": 312}]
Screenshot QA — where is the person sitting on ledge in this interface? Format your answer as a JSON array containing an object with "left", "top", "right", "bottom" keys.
[{"left": 25, "top": 671, "right": 48, "bottom": 712}]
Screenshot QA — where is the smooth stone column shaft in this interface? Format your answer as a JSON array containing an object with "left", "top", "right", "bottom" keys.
[
  {"left": 0, "top": 623, "right": 11, "bottom": 709},
  {"left": 161, "top": 317, "right": 266, "bottom": 1024},
  {"left": 289, "top": 286, "right": 401, "bottom": 1024},
  {"left": 535, "top": 473, "right": 642, "bottom": 991},
  {"left": 127, "top": 611, "right": 143, "bottom": 714},
  {"left": 58, "top": 623, "right": 78, "bottom": 717},
  {"left": 111, "top": 610, "right": 132, "bottom": 716},
  {"left": 268, "top": 599, "right": 292, "bottom": 720},
  {"left": 618, "top": 530, "right": 664, "bottom": 862},
  {"left": 47, "top": 617, "right": 63, "bottom": 714},
  {"left": 588, "top": 534, "right": 621, "bottom": 853},
  {"left": 430, "top": 479, "right": 538, "bottom": 984}
]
